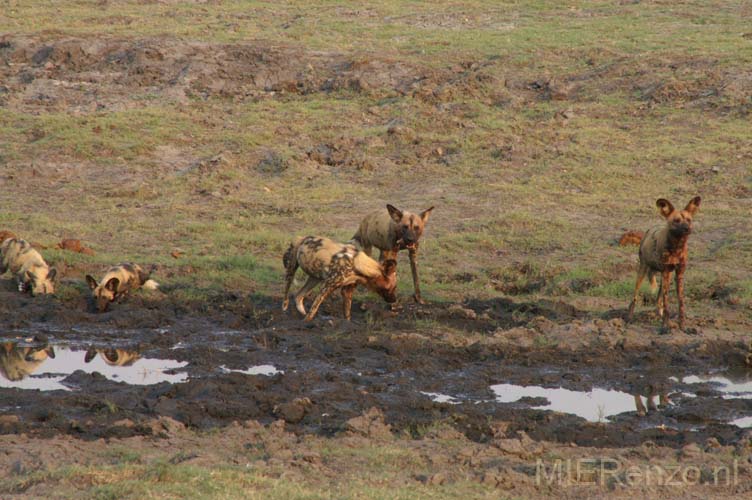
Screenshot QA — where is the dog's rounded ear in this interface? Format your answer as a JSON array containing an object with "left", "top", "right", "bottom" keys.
[
  {"left": 684, "top": 196, "right": 701, "bottom": 215},
  {"left": 47, "top": 268, "right": 57, "bottom": 281},
  {"left": 104, "top": 277, "right": 120, "bottom": 292},
  {"left": 420, "top": 206, "right": 434, "bottom": 223},
  {"left": 85, "top": 275, "right": 98, "bottom": 290},
  {"left": 84, "top": 347, "right": 97, "bottom": 363},
  {"left": 656, "top": 199, "right": 674, "bottom": 218},
  {"left": 386, "top": 204, "right": 403, "bottom": 224},
  {"left": 382, "top": 259, "right": 398, "bottom": 276}
]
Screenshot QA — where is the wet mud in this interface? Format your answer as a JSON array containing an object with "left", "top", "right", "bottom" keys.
[{"left": 1, "top": 284, "right": 751, "bottom": 453}]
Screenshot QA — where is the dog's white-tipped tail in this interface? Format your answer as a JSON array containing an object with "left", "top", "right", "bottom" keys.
[{"left": 143, "top": 279, "right": 159, "bottom": 290}]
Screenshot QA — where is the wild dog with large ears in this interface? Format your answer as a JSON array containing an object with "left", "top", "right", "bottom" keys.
[
  {"left": 0, "top": 238, "right": 56, "bottom": 295},
  {"left": 352, "top": 204, "right": 434, "bottom": 304},
  {"left": 86, "top": 263, "right": 158, "bottom": 312},
  {"left": 627, "top": 196, "right": 701, "bottom": 333}
]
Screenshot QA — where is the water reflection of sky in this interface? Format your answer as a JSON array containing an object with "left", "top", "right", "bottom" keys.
[
  {"left": 491, "top": 383, "right": 637, "bottom": 422},
  {"left": 682, "top": 375, "right": 752, "bottom": 399}
]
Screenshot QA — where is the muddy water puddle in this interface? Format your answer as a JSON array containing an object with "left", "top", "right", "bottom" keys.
[
  {"left": 486, "top": 371, "right": 752, "bottom": 427},
  {"left": 0, "top": 343, "right": 187, "bottom": 391},
  {"left": 491, "top": 384, "right": 638, "bottom": 423},
  {"left": 219, "top": 365, "right": 283, "bottom": 376}
]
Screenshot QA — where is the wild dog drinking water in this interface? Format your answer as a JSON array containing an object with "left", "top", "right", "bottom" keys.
[
  {"left": 0, "top": 238, "right": 57, "bottom": 295},
  {"left": 282, "top": 236, "right": 397, "bottom": 321},
  {"left": 352, "top": 204, "right": 434, "bottom": 304},
  {"left": 627, "top": 196, "right": 701, "bottom": 332},
  {"left": 85, "top": 263, "right": 158, "bottom": 312}
]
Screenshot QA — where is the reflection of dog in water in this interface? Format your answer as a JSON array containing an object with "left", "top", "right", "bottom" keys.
[
  {"left": 633, "top": 385, "right": 671, "bottom": 417},
  {"left": 84, "top": 348, "right": 141, "bottom": 367},
  {"left": 0, "top": 342, "right": 55, "bottom": 381}
]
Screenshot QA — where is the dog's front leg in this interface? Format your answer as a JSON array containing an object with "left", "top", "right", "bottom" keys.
[
  {"left": 675, "top": 264, "right": 686, "bottom": 330},
  {"left": 341, "top": 284, "right": 356, "bottom": 321},
  {"left": 659, "top": 271, "right": 671, "bottom": 333},
  {"left": 305, "top": 279, "right": 339, "bottom": 321},
  {"left": 408, "top": 245, "right": 425, "bottom": 304}
]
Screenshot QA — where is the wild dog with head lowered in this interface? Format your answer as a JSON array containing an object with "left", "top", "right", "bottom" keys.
[
  {"left": 626, "top": 196, "right": 701, "bottom": 333},
  {"left": 352, "top": 204, "right": 434, "bottom": 304},
  {"left": 85, "top": 263, "right": 158, "bottom": 312},
  {"left": 283, "top": 236, "right": 397, "bottom": 321},
  {"left": 0, "top": 238, "right": 56, "bottom": 295}
]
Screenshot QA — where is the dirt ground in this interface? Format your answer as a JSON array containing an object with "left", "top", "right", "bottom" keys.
[
  {"left": 2, "top": 1, "right": 752, "bottom": 497},
  {"left": 0, "top": 285, "right": 751, "bottom": 497}
]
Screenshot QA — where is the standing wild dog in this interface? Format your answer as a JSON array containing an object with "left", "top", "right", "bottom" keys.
[
  {"left": 282, "top": 236, "right": 397, "bottom": 321},
  {"left": 627, "top": 196, "right": 701, "bottom": 332},
  {"left": 85, "top": 263, "right": 158, "bottom": 312},
  {"left": 0, "top": 342, "right": 55, "bottom": 382},
  {"left": 352, "top": 204, "right": 434, "bottom": 304},
  {"left": 0, "top": 238, "right": 56, "bottom": 295}
]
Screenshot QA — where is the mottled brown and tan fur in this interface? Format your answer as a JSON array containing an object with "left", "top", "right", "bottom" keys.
[
  {"left": 627, "top": 196, "right": 701, "bottom": 332},
  {"left": 0, "top": 343, "right": 55, "bottom": 382},
  {"left": 352, "top": 204, "right": 434, "bottom": 303},
  {"left": 84, "top": 348, "right": 141, "bottom": 366},
  {"left": 0, "top": 238, "right": 56, "bottom": 295},
  {"left": 283, "top": 236, "right": 397, "bottom": 321},
  {"left": 86, "top": 263, "right": 158, "bottom": 312}
]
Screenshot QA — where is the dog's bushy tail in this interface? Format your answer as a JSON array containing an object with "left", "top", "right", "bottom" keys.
[
  {"left": 619, "top": 230, "right": 644, "bottom": 246},
  {"left": 283, "top": 236, "right": 305, "bottom": 270},
  {"left": 142, "top": 279, "right": 159, "bottom": 290}
]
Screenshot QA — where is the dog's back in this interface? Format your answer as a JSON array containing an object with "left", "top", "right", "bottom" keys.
[
  {"left": 0, "top": 238, "right": 55, "bottom": 294},
  {"left": 293, "top": 236, "right": 349, "bottom": 280},
  {"left": 352, "top": 209, "right": 399, "bottom": 253}
]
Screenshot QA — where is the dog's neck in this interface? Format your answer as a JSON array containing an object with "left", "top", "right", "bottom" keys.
[{"left": 665, "top": 230, "right": 689, "bottom": 255}]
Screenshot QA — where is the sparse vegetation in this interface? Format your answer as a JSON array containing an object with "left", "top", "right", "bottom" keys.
[{"left": 1, "top": 1, "right": 751, "bottom": 497}]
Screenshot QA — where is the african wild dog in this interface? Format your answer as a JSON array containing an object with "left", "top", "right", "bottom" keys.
[
  {"left": 85, "top": 263, "right": 158, "bottom": 312},
  {"left": 0, "top": 238, "right": 57, "bottom": 295},
  {"left": 84, "top": 348, "right": 141, "bottom": 366},
  {"left": 352, "top": 204, "right": 434, "bottom": 304},
  {"left": 627, "top": 196, "right": 701, "bottom": 332},
  {"left": 0, "top": 342, "right": 55, "bottom": 382},
  {"left": 283, "top": 236, "right": 397, "bottom": 321}
]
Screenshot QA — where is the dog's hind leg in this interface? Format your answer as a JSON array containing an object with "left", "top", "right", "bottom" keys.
[
  {"left": 294, "top": 277, "right": 321, "bottom": 316},
  {"left": 282, "top": 261, "right": 298, "bottom": 311},
  {"left": 627, "top": 264, "right": 648, "bottom": 322},
  {"left": 304, "top": 278, "right": 339, "bottom": 321},
  {"left": 634, "top": 394, "right": 647, "bottom": 417}
]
